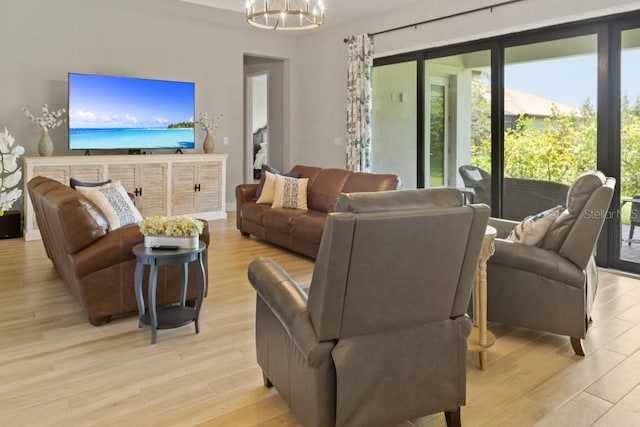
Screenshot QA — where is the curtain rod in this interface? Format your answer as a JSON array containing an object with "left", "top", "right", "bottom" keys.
[{"left": 343, "top": 0, "right": 526, "bottom": 43}]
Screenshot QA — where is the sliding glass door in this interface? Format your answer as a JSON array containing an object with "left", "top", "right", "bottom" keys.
[
  {"left": 371, "top": 11, "right": 640, "bottom": 273},
  {"left": 618, "top": 27, "right": 640, "bottom": 265},
  {"left": 502, "top": 34, "right": 598, "bottom": 220}
]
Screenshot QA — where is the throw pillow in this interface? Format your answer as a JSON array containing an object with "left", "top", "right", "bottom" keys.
[
  {"left": 272, "top": 175, "right": 309, "bottom": 210},
  {"left": 254, "top": 164, "right": 301, "bottom": 200},
  {"left": 70, "top": 177, "right": 112, "bottom": 189},
  {"left": 76, "top": 181, "right": 143, "bottom": 230},
  {"left": 466, "top": 169, "right": 483, "bottom": 181},
  {"left": 256, "top": 171, "right": 278, "bottom": 204},
  {"left": 507, "top": 205, "right": 563, "bottom": 246}
]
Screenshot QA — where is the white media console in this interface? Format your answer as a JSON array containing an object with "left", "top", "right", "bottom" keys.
[{"left": 23, "top": 154, "right": 228, "bottom": 241}]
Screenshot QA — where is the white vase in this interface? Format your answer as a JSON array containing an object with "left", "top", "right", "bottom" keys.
[
  {"left": 144, "top": 235, "right": 199, "bottom": 249},
  {"left": 203, "top": 131, "right": 215, "bottom": 153},
  {"left": 38, "top": 129, "right": 54, "bottom": 157}
]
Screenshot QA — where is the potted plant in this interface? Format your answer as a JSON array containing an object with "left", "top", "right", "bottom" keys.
[
  {"left": 139, "top": 215, "right": 204, "bottom": 249},
  {"left": 0, "top": 127, "right": 25, "bottom": 216}
]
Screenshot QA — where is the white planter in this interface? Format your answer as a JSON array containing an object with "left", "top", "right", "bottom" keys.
[{"left": 144, "top": 235, "right": 199, "bottom": 249}]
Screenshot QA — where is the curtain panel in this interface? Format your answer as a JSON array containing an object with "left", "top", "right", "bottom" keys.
[{"left": 346, "top": 34, "right": 374, "bottom": 172}]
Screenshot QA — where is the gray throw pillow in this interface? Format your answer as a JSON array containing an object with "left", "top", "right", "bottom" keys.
[
  {"left": 70, "top": 177, "right": 112, "bottom": 189},
  {"left": 253, "top": 165, "right": 301, "bottom": 200}
]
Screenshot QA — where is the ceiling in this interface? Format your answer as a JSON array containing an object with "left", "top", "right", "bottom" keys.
[{"left": 178, "top": 0, "right": 423, "bottom": 27}]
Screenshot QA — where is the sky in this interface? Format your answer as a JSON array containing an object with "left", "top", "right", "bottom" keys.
[
  {"left": 68, "top": 74, "right": 195, "bottom": 129},
  {"left": 505, "top": 49, "right": 640, "bottom": 109}
]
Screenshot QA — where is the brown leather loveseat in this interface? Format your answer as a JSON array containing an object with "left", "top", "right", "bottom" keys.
[
  {"left": 28, "top": 176, "right": 209, "bottom": 326},
  {"left": 235, "top": 165, "right": 400, "bottom": 258}
]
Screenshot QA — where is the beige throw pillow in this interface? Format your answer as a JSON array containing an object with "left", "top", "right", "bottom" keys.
[
  {"left": 256, "top": 171, "right": 278, "bottom": 204},
  {"left": 76, "top": 181, "right": 143, "bottom": 230},
  {"left": 507, "top": 205, "right": 563, "bottom": 246},
  {"left": 272, "top": 175, "right": 309, "bottom": 210}
]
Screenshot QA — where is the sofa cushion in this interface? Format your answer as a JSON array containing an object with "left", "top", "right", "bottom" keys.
[
  {"left": 263, "top": 208, "right": 308, "bottom": 234},
  {"left": 308, "top": 168, "right": 352, "bottom": 213},
  {"left": 290, "top": 211, "right": 327, "bottom": 244},
  {"left": 272, "top": 175, "right": 309, "bottom": 210},
  {"left": 289, "top": 165, "right": 323, "bottom": 187},
  {"left": 342, "top": 172, "right": 400, "bottom": 194},
  {"left": 241, "top": 202, "right": 272, "bottom": 225}
]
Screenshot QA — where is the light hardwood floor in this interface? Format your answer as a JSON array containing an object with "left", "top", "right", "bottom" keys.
[{"left": 1, "top": 217, "right": 640, "bottom": 427}]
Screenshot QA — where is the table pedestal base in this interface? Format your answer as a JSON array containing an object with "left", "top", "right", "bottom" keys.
[{"left": 467, "top": 326, "right": 496, "bottom": 370}]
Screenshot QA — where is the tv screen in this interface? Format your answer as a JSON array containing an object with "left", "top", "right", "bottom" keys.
[{"left": 68, "top": 73, "right": 195, "bottom": 151}]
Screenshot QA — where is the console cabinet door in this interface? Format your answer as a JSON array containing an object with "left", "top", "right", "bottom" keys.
[
  {"left": 197, "top": 161, "right": 223, "bottom": 212},
  {"left": 172, "top": 163, "right": 198, "bottom": 215},
  {"left": 107, "top": 163, "right": 167, "bottom": 216},
  {"left": 171, "top": 161, "right": 222, "bottom": 215}
]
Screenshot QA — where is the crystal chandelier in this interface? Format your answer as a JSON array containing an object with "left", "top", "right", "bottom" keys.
[{"left": 245, "top": 0, "right": 325, "bottom": 31}]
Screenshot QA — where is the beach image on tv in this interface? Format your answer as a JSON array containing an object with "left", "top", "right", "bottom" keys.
[{"left": 69, "top": 73, "right": 195, "bottom": 150}]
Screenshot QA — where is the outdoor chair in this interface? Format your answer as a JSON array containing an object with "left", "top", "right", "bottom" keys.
[{"left": 628, "top": 195, "right": 640, "bottom": 245}]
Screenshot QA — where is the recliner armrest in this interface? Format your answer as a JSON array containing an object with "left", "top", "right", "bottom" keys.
[
  {"left": 490, "top": 239, "right": 585, "bottom": 287},
  {"left": 453, "top": 314, "right": 472, "bottom": 338},
  {"left": 248, "top": 257, "right": 334, "bottom": 365}
]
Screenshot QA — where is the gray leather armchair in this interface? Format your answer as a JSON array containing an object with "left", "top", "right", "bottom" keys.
[
  {"left": 487, "top": 171, "right": 615, "bottom": 356},
  {"left": 248, "top": 189, "right": 490, "bottom": 427}
]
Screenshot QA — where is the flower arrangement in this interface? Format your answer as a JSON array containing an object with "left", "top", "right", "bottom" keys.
[
  {"left": 139, "top": 215, "right": 204, "bottom": 237},
  {"left": 195, "top": 112, "right": 223, "bottom": 133},
  {"left": 23, "top": 104, "right": 66, "bottom": 130},
  {"left": 0, "top": 128, "right": 25, "bottom": 216}
]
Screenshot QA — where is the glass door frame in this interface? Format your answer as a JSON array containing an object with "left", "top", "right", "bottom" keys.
[{"left": 372, "top": 11, "right": 640, "bottom": 273}]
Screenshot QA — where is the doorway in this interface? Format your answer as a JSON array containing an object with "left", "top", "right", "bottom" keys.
[
  {"left": 246, "top": 72, "right": 269, "bottom": 181},
  {"left": 243, "top": 55, "right": 286, "bottom": 184}
]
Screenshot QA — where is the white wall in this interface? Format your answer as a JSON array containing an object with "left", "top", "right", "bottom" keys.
[
  {"left": 0, "top": 0, "right": 297, "bottom": 209},
  {"left": 291, "top": 0, "right": 640, "bottom": 170}
]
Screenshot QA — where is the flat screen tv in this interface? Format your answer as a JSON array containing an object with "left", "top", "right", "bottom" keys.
[{"left": 68, "top": 73, "right": 195, "bottom": 151}]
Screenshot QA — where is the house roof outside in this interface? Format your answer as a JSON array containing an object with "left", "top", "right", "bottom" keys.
[{"left": 504, "top": 87, "right": 581, "bottom": 117}]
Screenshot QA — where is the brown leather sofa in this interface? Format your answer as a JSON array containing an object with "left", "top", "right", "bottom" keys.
[
  {"left": 236, "top": 165, "right": 401, "bottom": 258},
  {"left": 27, "top": 176, "right": 209, "bottom": 326}
]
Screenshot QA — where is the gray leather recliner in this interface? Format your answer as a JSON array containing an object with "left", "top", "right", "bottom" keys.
[
  {"left": 486, "top": 171, "right": 615, "bottom": 356},
  {"left": 248, "top": 188, "right": 490, "bottom": 427}
]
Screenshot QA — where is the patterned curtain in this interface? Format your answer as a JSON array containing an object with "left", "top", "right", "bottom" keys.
[{"left": 346, "top": 34, "right": 374, "bottom": 172}]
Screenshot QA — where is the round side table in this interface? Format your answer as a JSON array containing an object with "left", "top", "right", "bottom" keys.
[{"left": 132, "top": 242, "right": 207, "bottom": 344}]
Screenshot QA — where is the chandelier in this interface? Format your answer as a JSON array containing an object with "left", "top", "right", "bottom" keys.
[{"left": 245, "top": 0, "right": 325, "bottom": 31}]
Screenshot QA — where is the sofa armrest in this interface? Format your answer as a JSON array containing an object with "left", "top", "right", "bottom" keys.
[
  {"left": 236, "top": 184, "right": 259, "bottom": 230},
  {"left": 236, "top": 184, "right": 258, "bottom": 204},
  {"left": 488, "top": 217, "right": 519, "bottom": 239},
  {"left": 490, "top": 239, "right": 585, "bottom": 287},
  {"left": 248, "top": 257, "right": 333, "bottom": 365},
  {"left": 73, "top": 224, "right": 142, "bottom": 278}
]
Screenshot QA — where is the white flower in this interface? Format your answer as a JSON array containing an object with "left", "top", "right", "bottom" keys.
[
  {"left": 0, "top": 127, "right": 24, "bottom": 215},
  {"left": 23, "top": 104, "right": 67, "bottom": 131},
  {"left": 195, "top": 112, "right": 223, "bottom": 133}
]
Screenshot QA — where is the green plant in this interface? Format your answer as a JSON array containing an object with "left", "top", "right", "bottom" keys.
[{"left": 139, "top": 215, "right": 203, "bottom": 237}]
